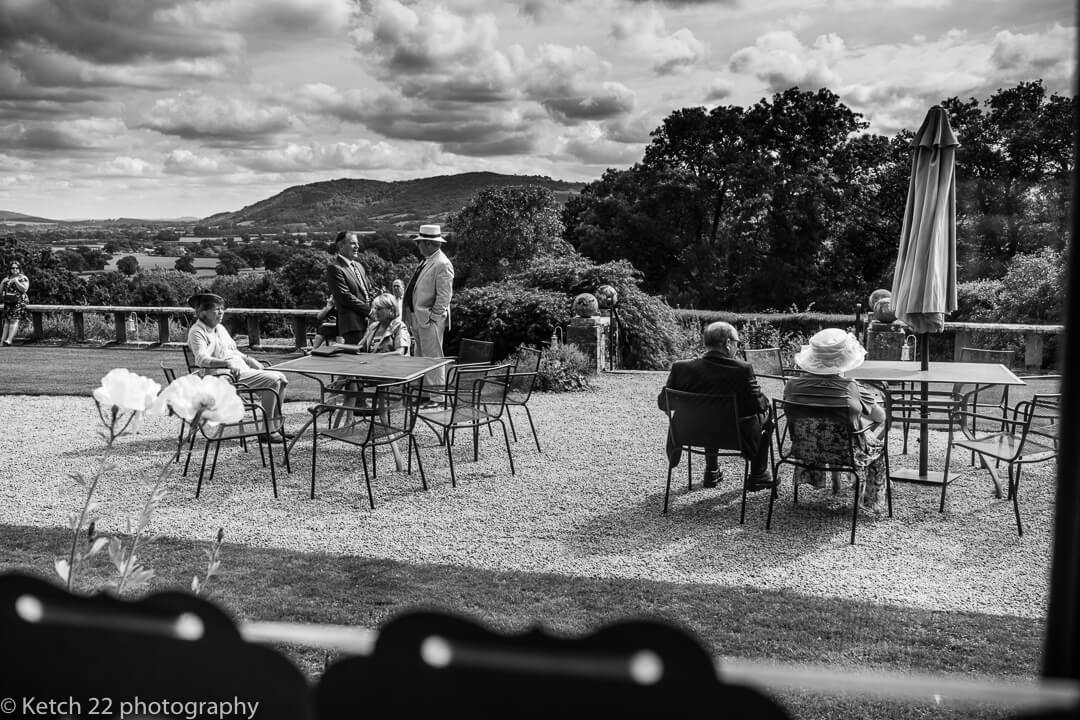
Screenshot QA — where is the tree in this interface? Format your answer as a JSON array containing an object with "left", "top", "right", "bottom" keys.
[
  {"left": 116, "top": 255, "right": 140, "bottom": 276},
  {"left": 215, "top": 250, "right": 243, "bottom": 276},
  {"left": 56, "top": 249, "right": 86, "bottom": 272},
  {"left": 450, "top": 185, "right": 573, "bottom": 286},
  {"left": 174, "top": 254, "right": 197, "bottom": 274},
  {"left": 279, "top": 248, "right": 331, "bottom": 307}
]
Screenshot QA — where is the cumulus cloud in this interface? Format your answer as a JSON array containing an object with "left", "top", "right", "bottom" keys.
[
  {"left": 991, "top": 23, "right": 1075, "bottom": 74},
  {"left": 0, "top": 117, "right": 127, "bottom": 151},
  {"left": 728, "top": 31, "right": 844, "bottom": 92},
  {"left": 704, "top": 77, "right": 734, "bottom": 102},
  {"left": 239, "top": 140, "right": 436, "bottom": 172},
  {"left": 103, "top": 156, "right": 157, "bottom": 176},
  {"left": 611, "top": 8, "right": 708, "bottom": 75},
  {"left": 524, "top": 44, "right": 637, "bottom": 122},
  {"left": 163, "top": 148, "right": 224, "bottom": 175},
  {"left": 140, "top": 92, "right": 297, "bottom": 143},
  {"left": 0, "top": 0, "right": 242, "bottom": 65},
  {"left": 0, "top": 152, "right": 32, "bottom": 171}
]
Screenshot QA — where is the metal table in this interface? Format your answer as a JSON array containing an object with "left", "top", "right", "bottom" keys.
[
  {"left": 845, "top": 361, "right": 1025, "bottom": 490},
  {"left": 275, "top": 353, "right": 453, "bottom": 462}
]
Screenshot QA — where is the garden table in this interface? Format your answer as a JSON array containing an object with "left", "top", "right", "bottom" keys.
[
  {"left": 845, "top": 360, "right": 1025, "bottom": 493},
  {"left": 274, "top": 352, "right": 453, "bottom": 466}
]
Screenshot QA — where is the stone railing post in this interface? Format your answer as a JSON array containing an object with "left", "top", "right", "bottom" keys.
[
  {"left": 73, "top": 312, "right": 86, "bottom": 343},
  {"left": 246, "top": 315, "right": 262, "bottom": 349},
  {"left": 113, "top": 311, "right": 127, "bottom": 344}
]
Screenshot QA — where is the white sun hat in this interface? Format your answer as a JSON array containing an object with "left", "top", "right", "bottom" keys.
[
  {"left": 793, "top": 328, "right": 868, "bottom": 375},
  {"left": 414, "top": 224, "right": 446, "bottom": 242}
]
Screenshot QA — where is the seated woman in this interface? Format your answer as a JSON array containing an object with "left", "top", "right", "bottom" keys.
[
  {"left": 783, "top": 328, "right": 888, "bottom": 513},
  {"left": 358, "top": 292, "right": 411, "bottom": 355}
]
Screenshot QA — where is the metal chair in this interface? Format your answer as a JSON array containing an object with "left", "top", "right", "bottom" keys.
[
  {"left": 945, "top": 394, "right": 1059, "bottom": 536},
  {"left": 418, "top": 364, "right": 515, "bottom": 488},
  {"left": 504, "top": 345, "right": 543, "bottom": 452},
  {"left": 768, "top": 398, "right": 891, "bottom": 544},
  {"left": 184, "top": 385, "right": 291, "bottom": 499},
  {"left": 659, "top": 388, "right": 758, "bottom": 521},
  {"left": 309, "top": 376, "right": 427, "bottom": 509},
  {"left": 159, "top": 360, "right": 187, "bottom": 462},
  {"left": 426, "top": 338, "right": 497, "bottom": 406},
  {"left": 953, "top": 347, "right": 1017, "bottom": 463}
]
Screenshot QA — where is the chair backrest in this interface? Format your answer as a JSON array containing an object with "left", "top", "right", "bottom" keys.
[
  {"left": 316, "top": 609, "right": 790, "bottom": 720},
  {"left": 773, "top": 398, "right": 858, "bottom": 470},
  {"left": 661, "top": 388, "right": 742, "bottom": 453},
  {"left": 0, "top": 572, "right": 312, "bottom": 719},
  {"left": 202, "top": 385, "right": 284, "bottom": 439},
  {"left": 372, "top": 376, "right": 425, "bottom": 436},
  {"left": 741, "top": 347, "right": 786, "bottom": 380},
  {"left": 1017, "top": 394, "right": 1061, "bottom": 452},
  {"left": 956, "top": 347, "right": 1016, "bottom": 406},
  {"left": 160, "top": 360, "right": 178, "bottom": 385},
  {"left": 457, "top": 338, "right": 496, "bottom": 365},
  {"left": 509, "top": 346, "right": 543, "bottom": 398},
  {"left": 182, "top": 344, "right": 197, "bottom": 373}
]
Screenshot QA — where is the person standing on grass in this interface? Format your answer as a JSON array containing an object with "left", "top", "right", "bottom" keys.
[
  {"left": 0, "top": 260, "right": 29, "bottom": 346},
  {"left": 402, "top": 224, "right": 454, "bottom": 401},
  {"left": 326, "top": 231, "right": 372, "bottom": 344},
  {"left": 657, "top": 321, "right": 774, "bottom": 491},
  {"left": 187, "top": 292, "right": 290, "bottom": 434}
]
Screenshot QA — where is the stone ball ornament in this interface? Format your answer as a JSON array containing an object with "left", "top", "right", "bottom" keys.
[
  {"left": 572, "top": 292, "right": 600, "bottom": 318},
  {"left": 595, "top": 284, "right": 619, "bottom": 309}
]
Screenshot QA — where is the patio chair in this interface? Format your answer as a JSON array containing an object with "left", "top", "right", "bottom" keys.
[
  {"left": 309, "top": 376, "right": 427, "bottom": 509},
  {"left": 315, "top": 609, "right": 791, "bottom": 720},
  {"left": 945, "top": 394, "right": 1059, "bottom": 536},
  {"left": 425, "top": 337, "right": 497, "bottom": 406},
  {"left": 768, "top": 398, "right": 891, "bottom": 545},
  {"left": 184, "top": 385, "right": 291, "bottom": 499},
  {"left": 159, "top": 360, "right": 187, "bottom": 462},
  {"left": 504, "top": 345, "right": 543, "bottom": 452},
  {"left": 0, "top": 572, "right": 312, "bottom": 720},
  {"left": 953, "top": 347, "right": 1017, "bottom": 463},
  {"left": 659, "top": 388, "right": 761, "bottom": 522},
  {"left": 417, "top": 363, "right": 515, "bottom": 488}
]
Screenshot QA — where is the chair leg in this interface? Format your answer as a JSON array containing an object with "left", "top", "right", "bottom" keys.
[
  {"left": 939, "top": 431, "right": 956, "bottom": 514},
  {"left": 266, "top": 433, "right": 279, "bottom": 499},
  {"left": 499, "top": 419, "right": 515, "bottom": 475},
  {"left": 195, "top": 440, "right": 213, "bottom": 498},
  {"left": 182, "top": 432, "right": 198, "bottom": 477},
  {"left": 765, "top": 465, "right": 777, "bottom": 530},
  {"left": 506, "top": 406, "right": 520, "bottom": 442},
  {"left": 739, "top": 461, "right": 749, "bottom": 525},
  {"left": 360, "top": 446, "right": 375, "bottom": 510},
  {"left": 445, "top": 430, "right": 457, "bottom": 488},
  {"left": 522, "top": 404, "right": 542, "bottom": 453},
  {"left": 850, "top": 472, "right": 861, "bottom": 544},
  {"left": 686, "top": 453, "right": 692, "bottom": 492},
  {"left": 310, "top": 426, "right": 318, "bottom": 499},
  {"left": 664, "top": 466, "right": 673, "bottom": 513},
  {"left": 1011, "top": 465, "right": 1023, "bottom": 537},
  {"left": 411, "top": 436, "right": 427, "bottom": 491},
  {"left": 472, "top": 420, "right": 480, "bottom": 461}
]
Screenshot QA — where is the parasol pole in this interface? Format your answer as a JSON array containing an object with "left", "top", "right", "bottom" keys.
[{"left": 919, "top": 331, "right": 930, "bottom": 480}]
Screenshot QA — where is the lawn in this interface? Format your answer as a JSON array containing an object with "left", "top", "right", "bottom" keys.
[{"left": 0, "top": 345, "right": 1061, "bottom": 719}]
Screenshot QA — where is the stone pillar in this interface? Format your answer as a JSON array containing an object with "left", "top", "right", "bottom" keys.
[
  {"left": 566, "top": 315, "right": 609, "bottom": 373},
  {"left": 866, "top": 321, "right": 907, "bottom": 361}
]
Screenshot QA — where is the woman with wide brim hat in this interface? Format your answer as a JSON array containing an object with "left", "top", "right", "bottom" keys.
[{"left": 784, "top": 328, "right": 889, "bottom": 512}]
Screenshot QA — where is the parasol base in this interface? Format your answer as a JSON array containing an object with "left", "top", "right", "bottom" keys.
[{"left": 888, "top": 468, "right": 954, "bottom": 486}]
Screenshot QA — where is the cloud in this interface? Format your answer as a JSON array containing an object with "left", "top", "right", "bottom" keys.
[
  {"left": 239, "top": 140, "right": 437, "bottom": 172},
  {"left": 163, "top": 148, "right": 224, "bottom": 175},
  {"left": 611, "top": 8, "right": 708, "bottom": 75},
  {"left": 990, "top": 23, "right": 1075, "bottom": 74},
  {"left": 140, "top": 92, "right": 297, "bottom": 143},
  {"left": 0, "top": 0, "right": 242, "bottom": 65},
  {"left": 524, "top": 44, "right": 637, "bottom": 122},
  {"left": 0, "top": 116, "right": 127, "bottom": 151},
  {"left": 705, "top": 77, "right": 734, "bottom": 102},
  {"left": 103, "top": 156, "right": 157, "bottom": 176},
  {"left": 0, "top": 152, "right": 32, "bottom": 171},
  {"left": 553, "top": 123, "right": 645, "bottom": 165},
  {"left": 728, "top": 31, "right": 844, "bottom": 92}
]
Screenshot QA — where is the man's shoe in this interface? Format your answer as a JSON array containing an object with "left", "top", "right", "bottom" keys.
[
  {"left": 745, "top": 470, "right": 773, "bottom": 491},
  {"left": 702, "top": 469, "right": 722, "bottom": 488}
]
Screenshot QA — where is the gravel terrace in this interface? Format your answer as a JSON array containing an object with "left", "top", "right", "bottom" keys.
[{"left": 0, "top": 372, "right": 1053, "bottom": 621}]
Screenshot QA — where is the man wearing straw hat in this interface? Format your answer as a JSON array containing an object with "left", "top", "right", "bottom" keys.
[
  {"left": 403, "top": 224, "right": 454, "bottom": 399},
  {"left": 187, "top": 292, "right": 290, "bottom": 433}
]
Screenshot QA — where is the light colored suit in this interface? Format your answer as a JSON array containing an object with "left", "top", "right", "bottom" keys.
[{"left": 404, "top": 248, "right": 454, "bottom": 388}]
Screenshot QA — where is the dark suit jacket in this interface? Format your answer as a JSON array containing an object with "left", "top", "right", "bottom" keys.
[
  {"left": 326, "top": 255, "right": 372, "bottom": 337},
  {"left": 657, "top": 350, "right": 771, "bottom": 464}
]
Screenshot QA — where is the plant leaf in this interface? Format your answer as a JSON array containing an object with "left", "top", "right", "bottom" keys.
[
  {"left": 191, "top": 576, "right": 201, "bottom": 593},
  {"left": 54, "top": 558, "right": 70, "bottom": 583},
  {"left": 87, "top": 536, "right": 109, "bottom": 557}
]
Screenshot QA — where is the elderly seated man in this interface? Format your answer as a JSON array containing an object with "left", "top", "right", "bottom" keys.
[
  {"left": 657, "top": 321, "right": 774, "bottom": 491},
  {"left": 186, "top": 292, "right": 290, "bottom": 436}
]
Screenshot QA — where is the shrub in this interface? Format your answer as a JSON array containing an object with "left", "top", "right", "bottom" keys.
[
  {"left": 615, "top": 285, "right": 697, "bottom": 370},
  {"left": 449, "top": 281, "right": 569, "bottom": 359},
  {"left": 955, "top": 279, "right": 1004, "bottom": 321},
  {"left": 996, "top": 248, "right": 1067, "bottom": 323},
  {"left": 535, "top": 342, "right": 595, "bottom": 392}
]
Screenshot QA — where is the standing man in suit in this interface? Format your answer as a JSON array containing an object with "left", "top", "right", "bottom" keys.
[
  {"left": 326, "top": 231, "right": 372, "bottom": 344},
  {"left": 403, "top": 224, "right": 454, "bottom": 397},
  {"left": 657, "top": 321, "right": 774, "bottom": 491}
]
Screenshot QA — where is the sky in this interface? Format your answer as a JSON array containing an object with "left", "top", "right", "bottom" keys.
[{"left": 0, "top": 0, "right": 1074, "bottom": 221}]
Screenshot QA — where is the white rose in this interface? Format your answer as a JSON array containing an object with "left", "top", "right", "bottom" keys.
[
  {"left": 150, "top": 373, "right": 245, "bottom": 426},
  {"left": 92, "top": 368, "right": 161, "bottom": 412}
]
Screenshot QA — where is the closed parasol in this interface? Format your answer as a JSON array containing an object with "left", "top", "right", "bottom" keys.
[{"left": 891, "top": 104, "right": 959, "bottom": 361}]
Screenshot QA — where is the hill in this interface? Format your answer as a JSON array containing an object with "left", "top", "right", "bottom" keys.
[
  {"left": 0, "top": 210, "right": 58, "bottom": 224},
  {"left": 200, "top": 172, "right": 587, "bottom": 228}
]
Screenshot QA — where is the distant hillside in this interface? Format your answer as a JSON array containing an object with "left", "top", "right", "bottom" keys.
[
  {"left": 0, "top": 210, "right": 57, "bottom": 224},
  {"left": 200, "top": 172, "right": 587, "bottom": 228}
]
